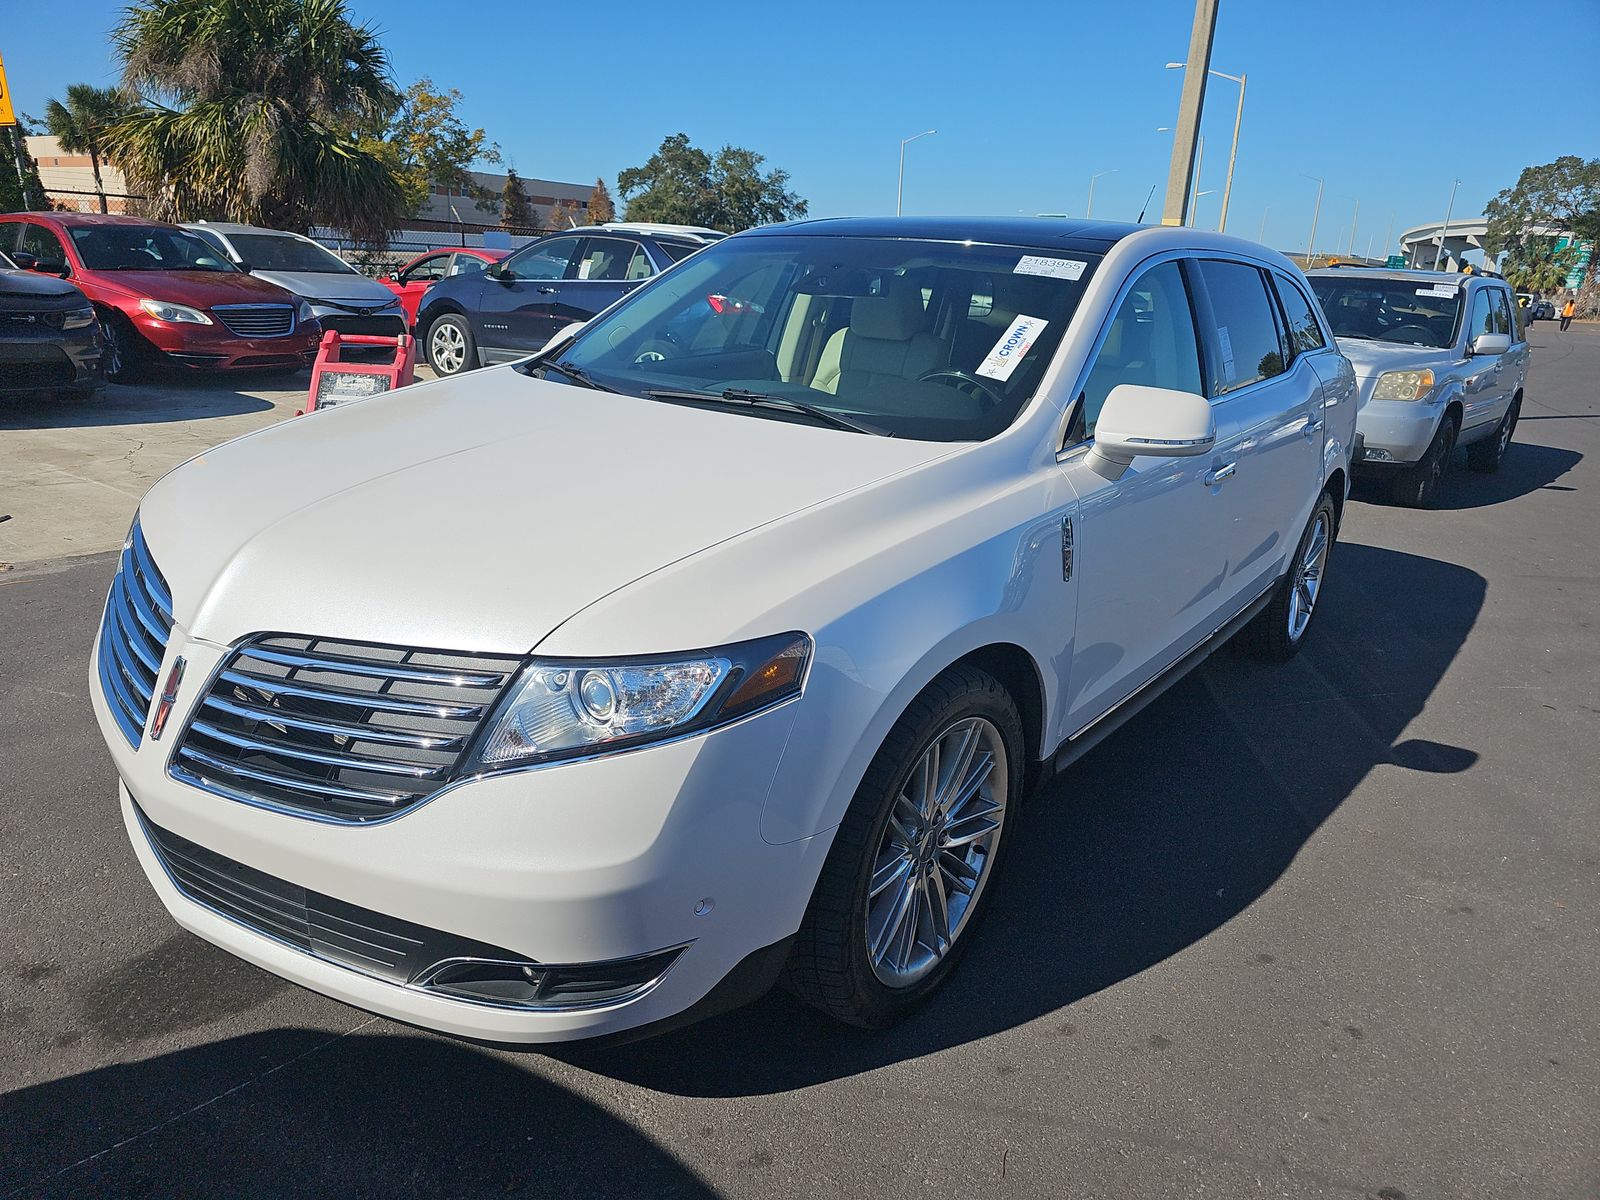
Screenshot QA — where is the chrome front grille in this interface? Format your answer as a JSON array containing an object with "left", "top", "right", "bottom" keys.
[
  {"left": 172, "top": 635, "right": 521, "bottom": 822},
  {"left": 212, "top": 304, "right": 295, "bottom": 338},
  {"left": 98, "top": 523, "right": 175, "bottom": 747}
]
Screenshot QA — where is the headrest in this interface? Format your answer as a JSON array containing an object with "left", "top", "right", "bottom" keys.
[{"left": 851, "top": 279, "right": 924, "bottom": 341}]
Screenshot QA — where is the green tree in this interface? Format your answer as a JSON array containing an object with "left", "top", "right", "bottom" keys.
[
  {"left": 376, "top": 77, "right": 500, "bottom": 214},
  {"left": 106, "top": 0, "right": 408, "bottom": 245},
  {"left": 1485, "top": 155, "right": 1600, "bottom": 314},
  {"left": 0, "top": 124, "right": 50, "bottom": 212},
  {"left": 586, "top": 176, "right": 615, "bottom": 225},
  {"left": 41, "top": 84, "right": 131, "bottom": 213},
  {"left": 1501, "top": 236, "right": 1578, "bottom": 294},
  {"left": 618, "top": 132, "right": 806, "bottom": 232},
  {"left": 501, "top": 166, "right": 534, "bottom": 229}
]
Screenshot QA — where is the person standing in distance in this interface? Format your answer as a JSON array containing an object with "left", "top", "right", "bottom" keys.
[{"left": 1560, "top": 296, "right": 1576, "bottom": 332}]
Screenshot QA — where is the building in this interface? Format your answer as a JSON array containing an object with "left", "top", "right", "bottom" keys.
[{"left": 23, "top": 135, "right": 596, "bottom": 242}]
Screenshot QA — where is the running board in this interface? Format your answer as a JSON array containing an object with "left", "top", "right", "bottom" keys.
[{"left": 1044, "top": 578, "right": 1280, "bottom": 780}]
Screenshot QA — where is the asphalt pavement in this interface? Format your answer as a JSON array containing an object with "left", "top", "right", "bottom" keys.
[{"left": 2, "top": 322, "right": 1597, "bottom": 1199}]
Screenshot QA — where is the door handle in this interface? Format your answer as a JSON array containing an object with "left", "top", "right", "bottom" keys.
[
  {"left": 537, "top": 286, "right": 559, "bottom": 294},
  {"left": 1205, "top": 462, "right": 1237, "bottom": 486},
  {"left": 1303, "top": 417, "right": 1325, "bottom": 438}
]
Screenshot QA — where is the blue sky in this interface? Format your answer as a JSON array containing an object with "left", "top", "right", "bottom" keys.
[{"left": 6, "top": 0, "right": 1597, "bottom": 256}]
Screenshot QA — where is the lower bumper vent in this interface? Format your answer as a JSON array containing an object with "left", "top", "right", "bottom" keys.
[{"left": 138, "top": 806, "right": 684, "bottom": 1009}]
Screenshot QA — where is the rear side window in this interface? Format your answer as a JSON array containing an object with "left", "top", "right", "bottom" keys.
[
  {"left": 17, "top": 222, "right": 70, "bottom": 265},
  {"left": 576, "top": 237, "right": 640, "bottom": 281},
  {"left": 1077, "top": 260, "right": 1203, "bottom": 439},
  {"left": 503, "top": 236, "right": 582, "bottom": 281},
  {"left": 1271, "top": 273, "right": 1326, "bottom": 357},
  {"left": 1196, "top": 259, "right": 1288, "bottom": 395},
  {"left": 658, "top": 240, "right": 700, "bottom": 263}
]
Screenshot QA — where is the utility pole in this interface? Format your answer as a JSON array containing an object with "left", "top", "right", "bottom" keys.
[
  {"left": 1161, "top": 0, "right": 1219, "bottom": 227},
  {"left": 1432, "top": 179, "right": 1460, "bottom": 270}
]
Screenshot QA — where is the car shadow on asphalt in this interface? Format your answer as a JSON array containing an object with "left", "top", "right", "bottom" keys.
[
  {"left": 1351, "top": 441, "right": 1582, "bottom": 512},
  {"left": 0, "top": 1030, "right": 717, "bottom": 1199},
  {"left": 0, "top": 373, "right": 293, "bottom": 431},
  {"left": 559, "top": 541, "right": 1487, "bottom": 1097}
]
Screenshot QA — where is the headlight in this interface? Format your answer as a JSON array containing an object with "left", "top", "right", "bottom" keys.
[
  {"left": 470, "top": 632, "right": 811, "bottom": 770},
  {"left": 138, "top": 298, "right": 212, "bottom": 325},
  {"left": 62, "top": 305, "right": 96, "bottom": 330},
  {"left": 295, "top": 299, "right": 317, "bottom": 325},
  {"left": 1371, "top": 369, "right": 1434, "bottom": 401}
]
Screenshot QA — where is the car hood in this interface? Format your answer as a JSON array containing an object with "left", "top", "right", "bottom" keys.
[
  {"left": 92, "top": 269, "right": 295, "bottom": 308},
  {"left": 249, "top": 270, "right": 399, "bottom": 308},
  {"left": 1334, "top": 336, "right": 1459, "bottom": 379},
  {"left": 139, "top": 368, "right": 954, "bottom": 654},
  {"left": 0, "top": 268, "right": 85, "bottom": 303}
]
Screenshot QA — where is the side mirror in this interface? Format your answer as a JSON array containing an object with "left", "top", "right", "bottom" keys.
[
  {"left": 234, "top": 260, "right": 253, "bottom": 274},
  {"left": 1086, "top": 384, "right": 1216, "bottom": 480},
  {"left": 11, "top": 250, "right": 38, "bottom": 269},
  {"left": 1470, "top": 332, "right": 1511, "bottom": 356}
]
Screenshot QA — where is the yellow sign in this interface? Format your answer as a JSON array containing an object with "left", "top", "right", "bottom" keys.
[{"left": 0, "top": 52, "right": 16, "bottom": 127}]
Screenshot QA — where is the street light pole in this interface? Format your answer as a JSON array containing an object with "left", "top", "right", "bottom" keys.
[
  {"left": 1166, "top": 60, "right": 1243, "bottom": 232},
  {"left": 1346, "top": 197, "right": 1359, "bottom": 256},
  {"left": 1160, "top": 0, "right": 1219, "bottom": 227},
  {"left": 1302, "top": 174, "right": 1324, "bottom": 267},
  {"left": 1432, "top": 178, "right": 1461, "bottom": 270},
  {"left": 896, "top": 130, "right": 937, "bottom": 217},
  {"left": 1087, "top": 169, "right": 1118, "bottom": 219},
  {"left": 1258, "top": 205, "right": 1270, "bottom": 243}
]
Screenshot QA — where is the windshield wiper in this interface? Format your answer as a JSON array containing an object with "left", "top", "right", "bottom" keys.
[
  {"left": 536, "top": 358, "right": 620, "bottom": 393},
  {"left": 644, "top": 387, "right": 892, "bottom": 437}
]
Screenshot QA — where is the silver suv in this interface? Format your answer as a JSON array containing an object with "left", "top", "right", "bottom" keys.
[{"left": 1308, "top": 268, "right": 1529, "bottom": 506}]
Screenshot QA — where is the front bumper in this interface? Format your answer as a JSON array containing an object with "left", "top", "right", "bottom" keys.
[
  {"left": 1355, "top": 394, "right": 1446, "bottom": 467},
  {"left": 93, "top": 626, "right": 830, "bottom": 1043},
  {"left": 311, "top": 302, "right": 408, "bottom": 338},
  {"left": 0, "top": 327, "right": 103, "bottom": 394},
  {"left": 132, "top": 312, "right": 321, "bottom": 371}
]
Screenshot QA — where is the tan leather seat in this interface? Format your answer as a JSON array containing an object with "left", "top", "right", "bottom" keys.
[{"left": 815, "top": 279, "right": 943, "bottom": 396}]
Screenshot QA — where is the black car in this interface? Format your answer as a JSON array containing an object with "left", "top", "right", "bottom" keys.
[
  {"left": 416, "top": 224, "right": 723, "bottom": 376},
  {"left": 0, "top": 250, "right": 105, "bottom": 400}
]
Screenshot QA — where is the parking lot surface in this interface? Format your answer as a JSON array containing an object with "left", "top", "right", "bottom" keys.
[{"left": 2, "top": 327, "right": 1597, "bottom": 1199}]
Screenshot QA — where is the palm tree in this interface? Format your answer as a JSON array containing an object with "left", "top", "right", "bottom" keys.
[
  {"left": 105, "top": 0, "right": 407, "bottom": 245},
  {"left": 42, "top": 84, "right": 129, "bottom": 213}
]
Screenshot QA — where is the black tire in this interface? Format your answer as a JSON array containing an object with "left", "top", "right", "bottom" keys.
[
  {"left": 1235, "top": 492, "right": 1338, "bottom": 663},
  {"left": 784, "top": 665, "right": 1025, "bottom": 1028},
  {"left": 1389, "top": 413, "right": 1458, "bottom": 507},
  {"left": 425, "top": 313, "right": 478, "bottom": 376},
  {"left": 98, "top": 312, "right": 148, "bottom": 384},
  {"left": 1467, "top": 393, "right": 1520, "bottom": 473}
]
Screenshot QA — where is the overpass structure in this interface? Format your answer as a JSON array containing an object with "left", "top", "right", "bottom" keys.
[{"left": 1398, "top": 216, "right": 1567, "bottom": 271}]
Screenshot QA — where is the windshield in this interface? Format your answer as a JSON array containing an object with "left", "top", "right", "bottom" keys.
[
  {"left": 1309, "top": 276, "right": 1463, "bottom": 349},
  {"left": 68, "top": 225, "right": 237, "bottom": 273},
  {"left": 225, "top": 232, "right": 357, "bottom": 274},
  {"left": 550, "top": 234, "right": 1100, "bottom": 442}
]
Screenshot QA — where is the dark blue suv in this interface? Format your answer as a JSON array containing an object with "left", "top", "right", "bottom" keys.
[{"left": 418, "top": 224, "right": 723, "bottom": 375}]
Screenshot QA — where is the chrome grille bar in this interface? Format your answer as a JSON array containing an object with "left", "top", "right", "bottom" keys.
[
  {"left": 97, "top": 523, "right": 174, "bottom": 747},
  {"left": 173, "top": 634, "right": 522, "bottom": 822},
  {"left": 212, "top": 304, "right": 295, "bottom": 338}
]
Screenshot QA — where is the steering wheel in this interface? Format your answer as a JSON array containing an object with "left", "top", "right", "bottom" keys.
[
  {"left": 917, "top": 368, "right": 1007, "bottom": 411},
  {"left": 631, "top": 338, "right": 679, "bottom": 365},
  {"left": 1378, "top": 324, "right": 1433, "bottom": 344}
]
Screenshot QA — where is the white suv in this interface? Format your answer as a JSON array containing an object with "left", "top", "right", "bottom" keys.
[{"left": 92, "top": 218, "right": 1356, "bottom": 1043}]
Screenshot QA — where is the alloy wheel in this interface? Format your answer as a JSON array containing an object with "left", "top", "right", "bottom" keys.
[
  {"left": 865, "top": 716, "right": 1008, "bottom": 988},
  {"left": 430, "top": 322, "right": 466, "bottom": 373},
  {"left": 100, "top": 320, "right": 122, "bottom": 378},
  {"left": 1287, "top": 511, "right": 1330, "bottom": 642}
]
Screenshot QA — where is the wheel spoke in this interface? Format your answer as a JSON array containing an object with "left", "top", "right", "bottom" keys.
[
  {"left": 942, "top": 752, "right": 996, "bottom": 823},
  {"left": 869, "top": 874, "right": 916, "bottom": 966},
  {"left": 939, "top": 851, "right": 978, "bottom": 895},
  {"left": 941, "top": 812, "right": 1002, "bottom": 850},
  {"left": 934, "top": 722, "right": 980, "bottom": 818},
  {"left": 870, "top": 852, "right": 913, "bottom": 899},
  {"left": 925, "top": 867, "right": 951, "bottom": 952}
]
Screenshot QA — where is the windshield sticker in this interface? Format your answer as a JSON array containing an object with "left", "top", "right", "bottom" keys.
[
  {"left": 1014, "top": 255, "right": 1087, "bottom": 280},
  {"left": 977, "top": 315, "right": 1050, "bottom": 381},
  {"left": 1416, "top": 286, "right": 1455, "bottom": 298},
  {"left": 1217, "top": 324, "right": 1236, "bottom": 378}
]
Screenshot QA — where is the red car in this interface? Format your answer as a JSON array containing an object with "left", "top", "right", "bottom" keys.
[
  {"left": 0, "top": 213, "right": 322, "bottom": 382},
  {"left": 379, "top": 247, "right": 509, "bottom": 327}
]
